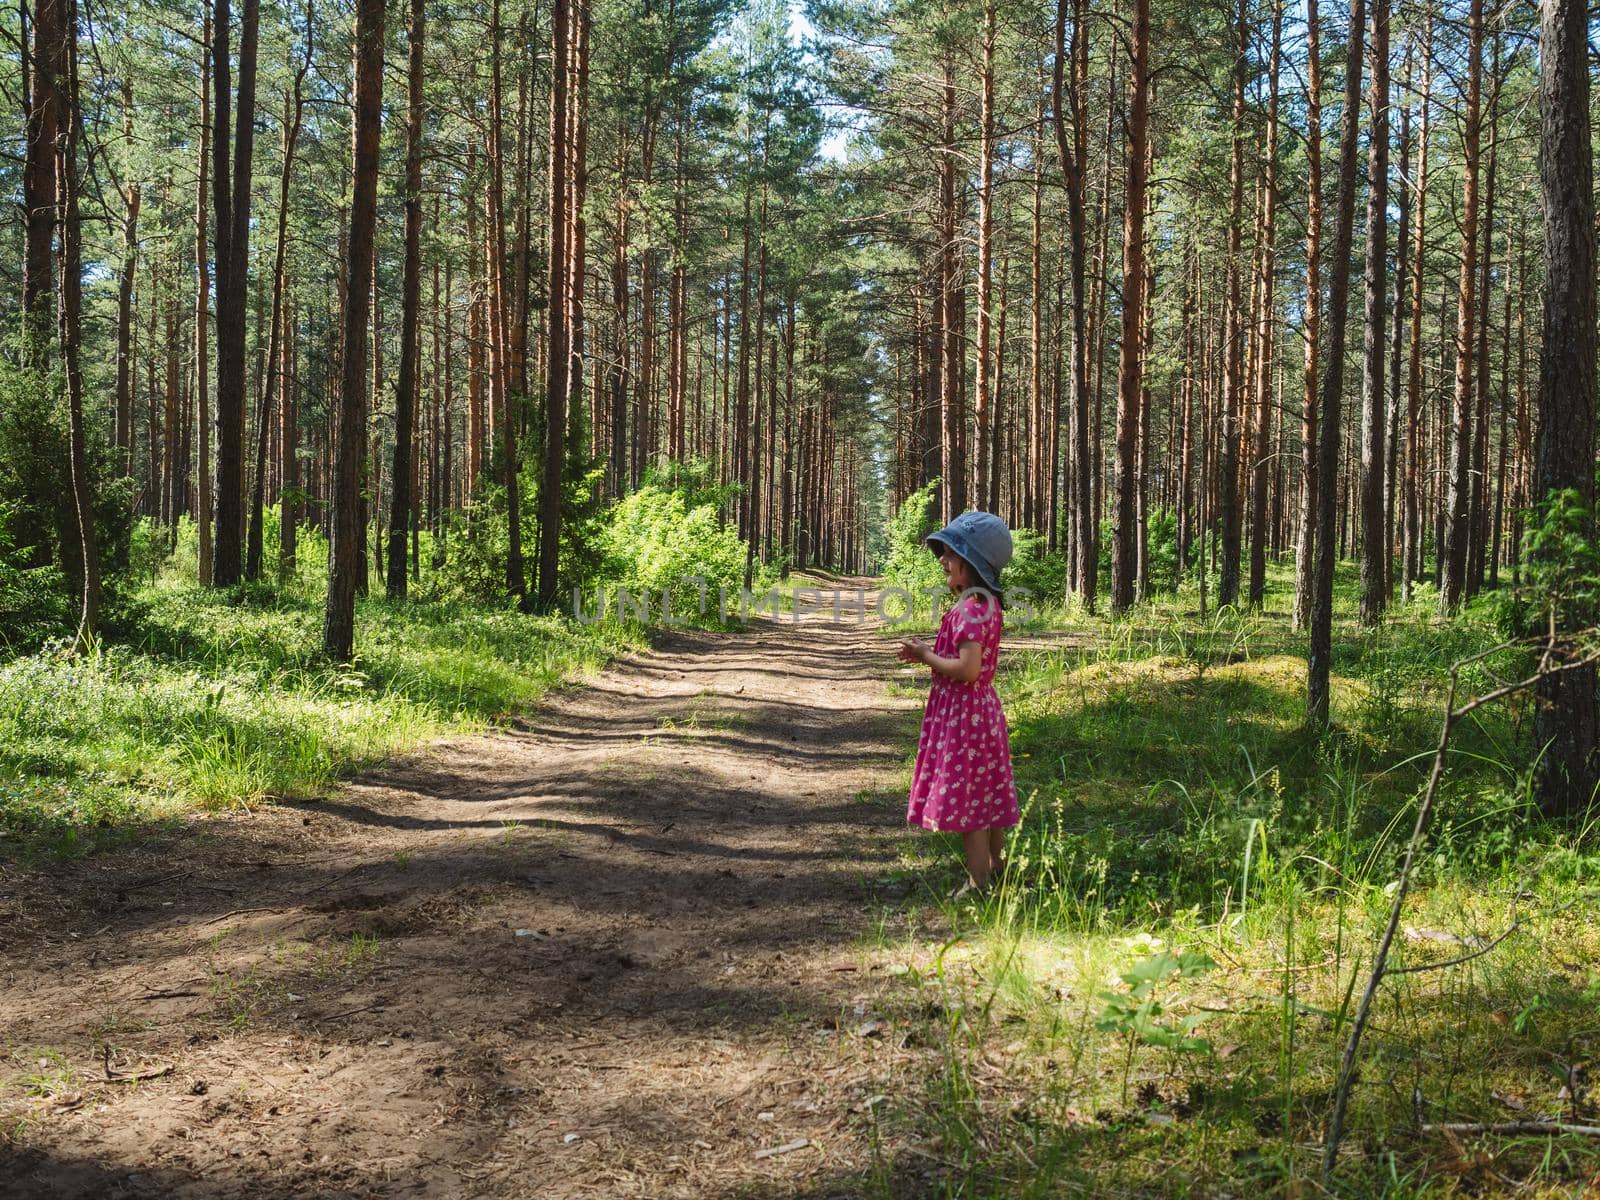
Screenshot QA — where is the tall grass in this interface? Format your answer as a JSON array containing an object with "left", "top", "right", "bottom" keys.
[
  {"left": 0, "top": 543, "right": 640, "bottom": 858},
  {"left": 874, "top": 561, "right": 1600, "bottom": 1195}
]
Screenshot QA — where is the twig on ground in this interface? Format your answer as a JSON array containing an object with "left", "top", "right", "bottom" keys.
[
  {"left": 1424, "top": 1121, "right": 1600, "bottom": 1138},
  {"left": 1322, "top": 637, "right": 1600, "bottom": 1178},
  {"left": 116, "top": 871, "right": 189, "bottom": 893},
  {"left": 314, "top": 1002, "right": 385, "bottom": 1022},
  {"left": 102, "top": 1046, "right": 176, "bottom": 1082},
  {"left": 305, "top": 865, "right": 370, "bottom": 895},
  {"left": 193, "top": 907, "right": 284, "bottom": 927}
]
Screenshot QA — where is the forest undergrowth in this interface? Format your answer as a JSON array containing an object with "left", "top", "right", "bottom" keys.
[
  {"left": 0, "top": 519, "right": 644, "bottom": 859},
  {"left": 869, "top": 562, "right": 1600, "bottom": 1197}
]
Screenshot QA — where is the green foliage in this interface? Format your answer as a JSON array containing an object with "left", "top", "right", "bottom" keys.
[
  {"left": 598, "top": 462, "right": 747, "bottom": 602},
  {"left": 0, "top": 502, "right": 70, "bottom": 648},
  {"left": 1095, "top": 949, "right": 1217, "bottom": 1053},
  {"left": 0, "top": 571, "right": 639, "bottom": 858},
  {"left": 1005, "top": 527, "right": 1067, "bottom": 602},
  {"left": 0, "top": 349, "right": 134, "bottom": 646},
  {"left": 427, "top": 495, "right": 518, "bottom": 607},
  {"left": 1496, "top": 488, "right": 1600, "bottom": 640},
  {"left": 882, "top": 479, "right": 944, "bottom": 605},
  {"left": 873, "top": 563, "right": 1600, "bottom": 1196},
  {"left": 1145, "top": 508, "right": 1177, "bottom": 591}
]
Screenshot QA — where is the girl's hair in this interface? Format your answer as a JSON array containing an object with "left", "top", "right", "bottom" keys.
[
  {"left": 937, "top": 543, "right": 1004, "bottom": 609},
  {"left": 956, "top": 569, "right": 1004, "bottom": 611}
]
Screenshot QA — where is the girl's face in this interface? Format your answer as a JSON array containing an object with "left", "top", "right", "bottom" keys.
[{"left": 937, "top": 547, "right": 974, "bottom": 593}]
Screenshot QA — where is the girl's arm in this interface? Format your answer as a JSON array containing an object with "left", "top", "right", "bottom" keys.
[{"left": 898, "top": 637, "right": 982, "bottom": 684}]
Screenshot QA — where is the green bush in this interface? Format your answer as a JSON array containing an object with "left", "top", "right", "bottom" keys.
[
  {"left": 882, "top": 479, "right": 944, "bottom": 604},
  {"left": 0, "top": 501, "right": 70, "bottom": 648},
  {"left": 1146, "top": 508, "right": 1177, "bottom": 591},
  {"left": 598, "top": 473, "right": 747, "bottom": 606},
  {"left": 1005, "top": 527, "right": 1067, "bottom": 603},
  {"left": 0, "top": 350, "right": 134, "bottom": 646}
]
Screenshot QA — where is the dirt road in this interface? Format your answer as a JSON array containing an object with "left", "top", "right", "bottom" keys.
[{"left": 1, "top": 597, "right": 946, "bottom": 1199}]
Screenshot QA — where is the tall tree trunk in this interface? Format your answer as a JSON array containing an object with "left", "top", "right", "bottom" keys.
[
  {"left": 279, "top": 291, "right": 298, "bottom": 585},
  {"left": 1307, "top": 0, "right": 1365, "bottom": 727},
  {"left": 487, "top": 0, "right": 524, "bottom": 596},
  {"left": 22, "top": 0, "right": 61, "bottom": 362},
  {"left": 1531, "top": 0, "right": 1598, "bottom": 815},
  {"left": 466, "top": 142, "right": 484, "bottom": 499},
  {"left": 1248, "top": 0, "right": 1282, "bottom": 607},
  {"left": 1386, "top": 42, "right": 1413, "bottom": 604},
  {"left": 1292, "top": 0, "right": 1323, "bottom": 631},
  {"left": 1028, "top": 89, "right": 1044, "bottom": 536},
  {"left": 114, "top": 82, "right": 140, "bottom": 475},
  {"left": 1109, "top": 0, "right": 1149, "bottom": 612},
  {"left": 1216, "top": 0, "right": 1247, "bottom": 609},
  {"left": 1357, "top": 0, "right": 1389, "bottom": 625},
  {"left": 322, "top": 0, "right": 383, "bottom": 660},
  {"left": 248, "top": 27, "right": 310, "bottom": 582},
  {"left": 973, "top": 0, "right": 996, "bottom": 511},
  {"left": 387, "top": 0, "right": 425, "bottom": 600},
  {"left": 211, "top": 0, "right": 260, "bottom": 586},
  {"left": 195, "top": 28, "right": 213, "bottom": 584},
  {"left": 538, "top": 0, "right": 572, "bottom": 604},
  {"left": 1439, "top": 0, "right": 1482, "bottom": 613},
  {"left": 1467, "top": 37, "right": 1501, "bottom": 598},
  {"left": 58, "top": 0, "right": 97, "bottom": 645},
  {"left": 939, "top": 55, "right": 964, "bottom": 520},
  {"left": 1402, "top": 16, "right": 1431, "bottom": 599},
  {"left": 1052, "top": 0, "right": 1094, "bottom": 608}
]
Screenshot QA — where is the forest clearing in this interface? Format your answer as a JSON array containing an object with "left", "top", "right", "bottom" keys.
[{"left": 5, "top": 0, "right": 1600, "bottom": 1188}]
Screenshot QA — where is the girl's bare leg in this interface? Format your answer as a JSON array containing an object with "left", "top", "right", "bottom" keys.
[
  {"left": 961, "top": 831, "right": 991, "bottom": 888},
  {"left": 988, "top": 826, "right": 1006, "bottom": 878}
]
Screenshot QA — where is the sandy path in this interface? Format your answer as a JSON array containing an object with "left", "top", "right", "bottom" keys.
[{"left": 1, "top": 596, "right": 938, "bottom": 1199}]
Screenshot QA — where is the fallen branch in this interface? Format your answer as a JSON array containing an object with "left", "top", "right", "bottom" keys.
[
  {"left": 193, "top": 907, "right": 284, "bottom": 927},
  {"left": 314, "top": 1001, "right": 385, "bottom": 1022},
  {"left": 1321, "top": 637, "right": 1600, "bottom": 1178},
  {"left": 102, "top": 1047, "right": 175, "bottom": 1083},
  {"left": 117, "top": 870, "right": 189, "bottom": 893},
  {"left": 1424, "top": 1121, "right": 1600, "bottom": 1138}
]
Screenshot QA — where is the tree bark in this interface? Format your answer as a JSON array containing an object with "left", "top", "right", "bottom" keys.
[
  {"left": 195, "top": 28, "right": 213, "bottom": 584},
  {"left": 1439, "top": 0, "right": 1482, "bottom": 613},
  {"left": 973, "top": 0, "right": 996, "bottom": 512},
  {"left": 1402, "top": 17, "right": 1431, "bottom": 599},
  {"left": 387, "top": 0, "right": 425, "bottom": 600},
  {"left": 22, "top": 0, "right": 61, "bottom": 361},
  {"left": 1307, "top": 0, "right": 1365, "bottom": 727},
  {"left": 1248, "top": 0, "right": 1282, "bottom": 607},
  {"left": 57, "top": 0, "right": 98, "bottom": 645},
  {"left": 1531, "top": 0, "right": 1598, "bottom": 816},
  {"left": 322, "top": 0, "right": 383, "bottom": 661},
  {"left": 211, "top": 0, "right": 260, "bottom": 586},
  {"left": 1357, "top": 0, "right": 1389, "bottom": 625},
  {"left": 1292, "top": 0, "right": 1322, "bottom": 631},
  {"left": 537, "top": 0, "right": 573, "bottom": 604},
  {"left": 1109, "top": 0, "right": 1149, "bottom": 612},
  {"left": 1052, "top": 0, "right": 1094, "bottom": 608},
  {"left": 248, "top": 26, "right": 310, "bottom": 582},
  {"left": 114, "top": 82, "right": 140, "bottom": 475},
  {"left": 1216, "top": 0, "right": 1247, "bottom": 609}
]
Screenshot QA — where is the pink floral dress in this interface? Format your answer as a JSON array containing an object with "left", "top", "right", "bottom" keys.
[{"left": 906, "top": 593, "right": 1020, "bottom": 833}]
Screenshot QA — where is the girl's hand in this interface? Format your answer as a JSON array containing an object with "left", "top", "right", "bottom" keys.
[{"left": 897, "top": 637, "right": 930, "bottom": 665}]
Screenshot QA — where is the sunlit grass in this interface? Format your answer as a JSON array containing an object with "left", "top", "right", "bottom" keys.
[
  {"left": 872, "top": 556, "right": 1600, "bottom": 1195},
  {"left": 0, "top": 561, "right": 642, "bottom": 858}
]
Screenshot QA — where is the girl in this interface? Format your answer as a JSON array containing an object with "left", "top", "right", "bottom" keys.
[{"left": 896, "top": 510, "right": 1019, "bottom": 899}]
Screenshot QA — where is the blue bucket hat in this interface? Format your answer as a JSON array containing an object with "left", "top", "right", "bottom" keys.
[{"left": 925, "top": 511, "right": 1012, "bottom": 598}]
